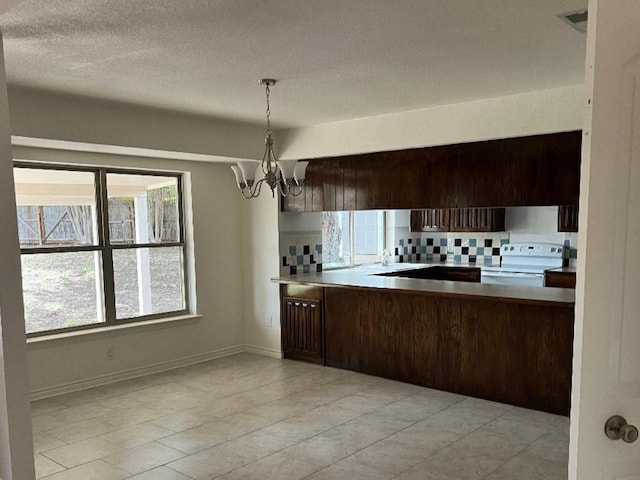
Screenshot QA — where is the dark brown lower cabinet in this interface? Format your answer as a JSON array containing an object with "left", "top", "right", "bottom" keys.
[
  {"left": 324, "top": 287, "right": 574, "bottom": 415},
  {"left": 545, "top": 271, "right": 577, "bottom": 288},
  {"left": 280, "top": 285, "right": 324, "bottom": 364}
]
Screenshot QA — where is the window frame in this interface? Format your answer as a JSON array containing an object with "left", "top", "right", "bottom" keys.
[
  {"left": 15, "top": 161, "right": 189, "bottom": 337},
  {"left": 322, "top": 210, "right": 387, "bottom": 270}
]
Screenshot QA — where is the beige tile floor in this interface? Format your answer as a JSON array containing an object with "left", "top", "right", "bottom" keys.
[{"left": 32, "top": 353, "right": 569, "bottom": 480}]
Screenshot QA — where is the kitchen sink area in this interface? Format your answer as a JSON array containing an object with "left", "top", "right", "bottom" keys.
[{"left": 374, "top": 265, "right": 481, "bottom": 283}]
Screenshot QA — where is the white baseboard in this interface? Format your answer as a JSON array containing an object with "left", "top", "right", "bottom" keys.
[
  {"left": 30, "top": 345, "right": 246, "bottom": 401},
  {"left": 244, "top": 344, "right": 283, "bottom": 359}
]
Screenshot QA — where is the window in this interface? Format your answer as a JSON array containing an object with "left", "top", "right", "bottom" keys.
[
  {"left": 14, "top": 164, "right": 188, "bottom": 335},
  {"left": 321, "top": 211, "right": 385, "bottom": 268}
]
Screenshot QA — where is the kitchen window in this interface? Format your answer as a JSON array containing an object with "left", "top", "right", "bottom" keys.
[
  {"left": 14, "top": 163, "right": 188, "bottom": 336},
  {"left": 322, "top": 210, "right": 385, "bottom": 268}
]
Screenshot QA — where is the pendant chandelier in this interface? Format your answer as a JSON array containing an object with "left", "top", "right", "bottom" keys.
[{"left": 231, "top": 79, "right": 308, "bottom": 199}]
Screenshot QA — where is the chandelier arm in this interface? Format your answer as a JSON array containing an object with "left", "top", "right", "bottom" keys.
[
  {"left": 238, "top": 178, "right": 263, "bottom": 199},
  {"left": 252, "top": 178, "right": 265, "bottom": 198},
  {"left": 278, "top": 178, "right": 288, "bottom": 196},
  {"left": 239, "top": 186, "right": 255, "bottom": 199},
  {"left": 261, "top": 144, "right": 270, "bottom": 175},
  {"left": 287, "top": 182, "right": 304, "bottom": 197}
]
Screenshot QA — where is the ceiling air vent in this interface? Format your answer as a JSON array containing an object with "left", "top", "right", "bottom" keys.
[{"left": 558, "top": 9, "right": 588, "bottom": 33}]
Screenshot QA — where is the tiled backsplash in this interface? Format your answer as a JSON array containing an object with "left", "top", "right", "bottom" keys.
[
  {"left": 564, "top": 237, "right": 579, "bottom": 263},
  {"left": 280, "top": 232, "right": 323, "bottom": 276},
  {"left": 393, "top": 233, "right": 509, "bottom": 265},
  {"left": 393, "top": 231, "right": 579, "bottom": 266},
  {"left": 279, "top": 231, "right": 578, "bottom": 276}
]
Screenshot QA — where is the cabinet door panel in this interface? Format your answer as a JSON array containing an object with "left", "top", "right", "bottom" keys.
[
  {"left": 558, "top": 205, "right": 579, "bottom": 232},
  {"left": 356, "top": 165, "right": 374, "bottom": 210},
  {"left": 410, "top": 209, "right": 450, "bottom": 232},
  {"left": 450, "top": 208, "right": 505, "bottom": 232},
  {"left": 342, "top": 158, "right": 357, "bottom": 211},
  {"left": 371, "top": 152, "right": 423, "bottom": 209},
  {"left": 424, "top": 150, "right": 460, "bottom": 208},
  {"left": 321, "top": 159, "right": 342, "bottom": 212},
  {"left": 474, "top": 301, "right": 509, "bottom": 401},
  {"left": 281, "top": 296, "right": 323, "bottom": 364},
  {"left": 411, "top": 208, "right": 505, "bottom": 232},
  {"left": 325, "top": 289, "right": 362, "bottom": 371}
]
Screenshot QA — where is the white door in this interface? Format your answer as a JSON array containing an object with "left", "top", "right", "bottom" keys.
[{"left": 571, "top": 0, "right": 640, "bottom": 478}]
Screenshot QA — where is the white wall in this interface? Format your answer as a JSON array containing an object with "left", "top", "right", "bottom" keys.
[
  {"left": 506, "top": 206, "right": 566, "bottom": 245},
  {"left": 0, "top": 33, "right": 35, "bottom": 480},
  {"left": 241, "top": 195, "right": 281, "bottom": 355},
  {"left": 8, "top": 85, "right": 265, "bottom": 161},
  {"left": 13, "top": 146, "right": 245, "bottom": 394},
  {"left": 385, "top": 210, "right": 411, "bottom": 252},
  {"left": 279, "top": 211, "right": 323, "bottom": 233},
  {"left": 278, "top": 85, "right": 584, "bottom": 159}
]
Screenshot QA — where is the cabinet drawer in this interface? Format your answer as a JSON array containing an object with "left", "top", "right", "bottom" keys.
[
  {"left": 545, "top": 271, "right": 576, "bottom": 289},
  {"left": 280, "top": 284, "right": 323, "bottom": 301}
]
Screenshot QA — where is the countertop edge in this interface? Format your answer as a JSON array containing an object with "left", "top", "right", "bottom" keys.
[{"left": 272, "top": 271, "right": 576, "bottom": 307}]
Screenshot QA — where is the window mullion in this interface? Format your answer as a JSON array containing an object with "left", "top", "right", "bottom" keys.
[{"left": 97, "top": 169, "right": 116, "bottom": 324}]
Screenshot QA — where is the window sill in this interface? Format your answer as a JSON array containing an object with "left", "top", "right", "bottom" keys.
[{"left": 26, "top": 314, "right": 202, "bottom": 344}]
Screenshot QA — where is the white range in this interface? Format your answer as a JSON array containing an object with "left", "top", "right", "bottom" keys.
[{"left": 481, "top": 242, "right": 565, "bottom": 288}]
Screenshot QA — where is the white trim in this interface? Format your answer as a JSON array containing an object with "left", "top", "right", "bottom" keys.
[
  {"left": 244, "top": 344, "right": 283, "bottom": 359},
  {"left": 30, "top": 345, "right": 245, "bottom": 401},
  {"left": 29, "top": 344, "right": 284, "bottom": 401},
  {"left": 11, "top": 136, "right": 256, "bottom": 164},
  {"left": 27, "top": 314, "right": 203, "bottom": 344}
]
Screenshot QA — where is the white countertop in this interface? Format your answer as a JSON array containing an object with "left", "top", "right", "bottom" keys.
[{"left": 273, "top": 262, "right": 575, "bottom": 306}]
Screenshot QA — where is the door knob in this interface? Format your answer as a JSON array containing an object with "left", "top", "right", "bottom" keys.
[{"left": 605, "top": 415, "right": 639, "bottom": 443}]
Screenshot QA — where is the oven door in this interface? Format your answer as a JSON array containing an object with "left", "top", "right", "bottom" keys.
[{"left": 480, "top": 271, "right": 545, "bottom": 287}]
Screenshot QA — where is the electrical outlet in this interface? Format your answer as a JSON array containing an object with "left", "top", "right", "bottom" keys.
[
  {"left": 106, "top": 346, "right": 115, "bottom": 361},
  {"left": 266, "top": 315, "right": 273, "bottom": 328}
]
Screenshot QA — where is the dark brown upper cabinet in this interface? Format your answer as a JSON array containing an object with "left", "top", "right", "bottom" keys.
[
  {"left": 449, "top": 207, "right": 506, "bottom": 232},
  {"left": 411, "top": 208, "right": 505, "bottom": 233},
  {"left": 281, "top": 131, "right": 582, "bottom": 212},
  {"left": 558, "top": 205, "right": 579, "bottom": 232},
  {"left": 410, "top": 209, "right": 450, "bottom": 232}
]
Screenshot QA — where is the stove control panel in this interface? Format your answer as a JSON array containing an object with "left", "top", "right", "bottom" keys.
[{"left": 501, "top": 243, "right": 565, "bottom": 258}]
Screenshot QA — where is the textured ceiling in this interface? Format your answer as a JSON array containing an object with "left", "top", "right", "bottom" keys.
[{"left": 0, "top": 0, "right": 588, "bottom": 128}]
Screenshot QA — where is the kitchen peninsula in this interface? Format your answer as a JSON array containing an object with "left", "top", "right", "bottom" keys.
[{"left": 273, "top": 264, "right": 575, "bottom": 415}]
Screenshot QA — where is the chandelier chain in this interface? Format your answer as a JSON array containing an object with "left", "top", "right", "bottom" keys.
[{"left": 265, "top": 83, "right": 272, "bottom": 135}]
